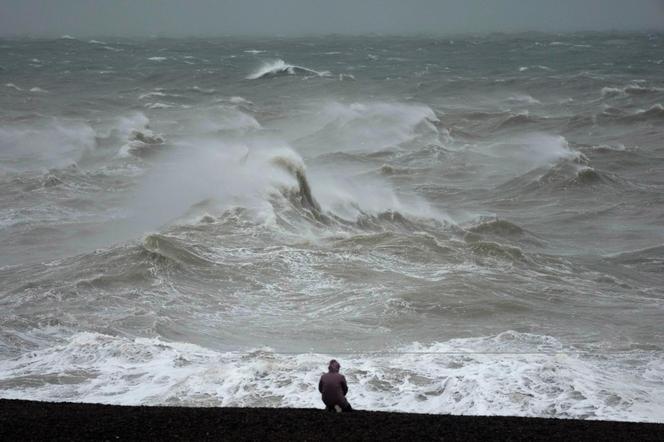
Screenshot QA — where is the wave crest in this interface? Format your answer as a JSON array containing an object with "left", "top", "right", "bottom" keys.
[
  {"left": 601, "top": 84, "right": 664, "bottom": 98},
  {"left": 270, "top": 154, "right": 324, "bottom": 221},
  {"left": 247, "top": 59, "right": 331, "bottom": 80},
  {"left": 141, "top": 234, "right": 214, "bottom": 267},
  {"left": 468, "top": 219, "right": 525, "bottom": 237}
]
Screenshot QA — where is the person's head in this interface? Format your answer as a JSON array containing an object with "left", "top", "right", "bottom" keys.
[{"left": 328, "top": 359, "right": 340, "bottom": 373}]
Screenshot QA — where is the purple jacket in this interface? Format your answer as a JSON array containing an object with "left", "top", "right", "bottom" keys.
[{"left": 318, "top": 372, "right": 349, "bottom": 408}]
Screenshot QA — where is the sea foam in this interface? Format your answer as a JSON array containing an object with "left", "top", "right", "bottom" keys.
[{"left": 0, "top": 331, "right": 661, "bottom": 422}]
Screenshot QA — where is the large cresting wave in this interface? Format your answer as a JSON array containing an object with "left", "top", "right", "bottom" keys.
[{"left": 247, "top": 59, "right": 331, "bottom": 80}]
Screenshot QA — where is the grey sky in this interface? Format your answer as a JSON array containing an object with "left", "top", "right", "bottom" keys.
[{"left": 1, "top": 0, "right": 663, "bottom": 37}]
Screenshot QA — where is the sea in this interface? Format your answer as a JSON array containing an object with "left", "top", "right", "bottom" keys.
[{"left": 0, "top": 32, "right": 663, "bottom": 422}]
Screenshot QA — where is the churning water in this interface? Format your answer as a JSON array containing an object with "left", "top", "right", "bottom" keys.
[{"left": 0, "top": 33, "right": 663, "bottom": 421}]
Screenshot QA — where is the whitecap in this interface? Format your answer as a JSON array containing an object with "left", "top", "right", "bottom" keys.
[
  {"left": 486, "top": 134, "right": 581, "bottom": 173},
  {"left": 145, "top": 102, "right": 174, "bottom": 109},
  {"left": 290, "top": 101, "right": 441, "bottom": 157},
  {"left": 1, "top": 331, "right": 661, "bottom": 422},
  {"left": 138, "top": 91, "right": 167, "bottom": 100},
  {"left": 601, "top": 84, "right": 664, "bottom": 98},
  {"left": 229, "top": 96, "right": 251, "bottom": 104},
  {"left": 190, "top": 86, "right": 216, "bottom": 94},
  {"left": 246, "top": 59, "right": 331, "bottom": 80},
  {"left": 111, "top": 112, "right": 151, "bottom": 139},
  {"left": 601, "top": 86, "right": 623, "bottom": 97},
  {"left": 111, "top": 113, "right": 164, "bottom": 158}
]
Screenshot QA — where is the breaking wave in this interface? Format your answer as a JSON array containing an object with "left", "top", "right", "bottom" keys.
[
  {"left": 601, "top": 84, "right": 664, "bottom": 98},
  {"left": 114, "top": 113, "right": 165, "bottom": 158},
  {"left": 634, "top": 103, "right": 664, "bottom": 120},
  {"left": 3, "top": 34, "right": 664, "bottom": 425},
  {"left": 0, "top": 120, "right": 96, "bottom": 172},
  {"left": 293, "top": 102, "right": 441, "bottom": 155},
  {"left": 600, "top": 104, "right": 664, "bottom": 123},
  {"left": 271, "top": 155, "right": 322, "bottom": 217},
  {"left": 247, "top": 59, "right": 331, "bottom": 80},
  {"left": 1, "top": 331, "right": 662, "bottom": 422}
]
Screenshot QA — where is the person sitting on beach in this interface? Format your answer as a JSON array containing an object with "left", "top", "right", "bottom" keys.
[{"left": 318, "top": 359, "right": 352, "bottom": 412}]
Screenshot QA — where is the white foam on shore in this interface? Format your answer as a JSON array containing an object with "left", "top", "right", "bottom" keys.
[{"left": 0, "top": 331, "right": 661, "bottom": 422}]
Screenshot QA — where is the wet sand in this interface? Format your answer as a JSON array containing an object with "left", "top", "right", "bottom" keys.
[{"left": 1, "top": 399, "right": 662, "bottom": 441}]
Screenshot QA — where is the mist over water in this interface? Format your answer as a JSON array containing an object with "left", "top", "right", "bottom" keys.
[{"left": 1, "top": 33, "right": 663, "bottom": 421}]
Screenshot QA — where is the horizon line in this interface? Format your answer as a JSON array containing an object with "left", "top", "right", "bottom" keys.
[{"left": 1, "top": 28, "right": 664, "bottom": 41}]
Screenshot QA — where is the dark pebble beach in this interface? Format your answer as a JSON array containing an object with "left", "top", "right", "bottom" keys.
[{"left": 1, "top": 399, "right": 662, "bottom": 441}]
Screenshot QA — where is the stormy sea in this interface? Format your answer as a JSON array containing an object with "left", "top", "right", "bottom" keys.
[{"left": 0, "top": 33, "right": 663, "bottom": 422}]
